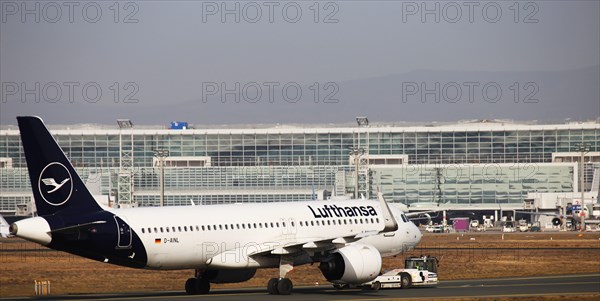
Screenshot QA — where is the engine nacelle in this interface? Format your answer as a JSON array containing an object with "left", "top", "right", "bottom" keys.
[
  {"left": 419, "top": 213, "right": 432, "bottom": 226},
  {"left": 318, "top": 244, "right": 382, "bottom": 284},
  {"left": 552, "top": 217, "right": 562, "bottom": 226},
  {"left": 204, "top": 268, "right": 256, "bottom": 283}
]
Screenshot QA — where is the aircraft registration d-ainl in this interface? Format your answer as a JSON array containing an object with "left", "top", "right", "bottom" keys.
[{"left": 9, "top": 116, "right": 422, "bottom": 295}]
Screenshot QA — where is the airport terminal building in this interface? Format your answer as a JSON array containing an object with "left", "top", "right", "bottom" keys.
[{"left": 1, "top": 119, "right": 599, "bottom": 216}]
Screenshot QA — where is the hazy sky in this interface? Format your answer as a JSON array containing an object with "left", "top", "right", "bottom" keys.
[{"left": 1, "top": 1, "right": 599, "bottom": 124}]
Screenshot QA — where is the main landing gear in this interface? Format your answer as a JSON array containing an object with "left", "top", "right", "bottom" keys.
[
  {"left": 267, "top": 277, "right": 293, "bottom": 295},
  {"left": 267, "top": 256, "right": 294, "bottom": 295},
  {"left": 185, "top": 269, "right": 211, "bottom": 295}
]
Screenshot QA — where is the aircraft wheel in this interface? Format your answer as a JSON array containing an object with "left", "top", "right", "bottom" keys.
[
  {"left": 276, "top": 278, "right": 293, "bottom": 295},
  {"left": 197, "top": 278, "right": 210, "bottom": 294},
  {"left": 185, "top": 278, "right": 197, "bottom": 295},
  {"left": 267, "top": 278, "right": 279, "bottom": 294}
]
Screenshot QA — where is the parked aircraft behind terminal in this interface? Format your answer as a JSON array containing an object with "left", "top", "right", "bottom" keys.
[{"left": 9, "top": 116, "right": 423, "bottom": 295}]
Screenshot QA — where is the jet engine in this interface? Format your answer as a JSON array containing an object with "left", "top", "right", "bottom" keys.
[
  {"left": 318, "top": 244, "right": 382, "bottom": 284},
  {"left": 204, "top": 268, "right": 256, "bottom": 283},
  {"left": 552, "top": 217, "right": 562, "bottom": 226},
  {"left": 418, "top": 213, "right": 432, "bottom": 226}
]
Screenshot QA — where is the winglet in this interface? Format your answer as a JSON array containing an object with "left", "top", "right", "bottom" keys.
[{"left": 377, "top": 186, "right": 398, "bottom": 232}]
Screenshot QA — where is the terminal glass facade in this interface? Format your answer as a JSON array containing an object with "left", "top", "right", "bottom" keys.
[{"left": 0, "top": 121, "right": 598, "bottom": 214}]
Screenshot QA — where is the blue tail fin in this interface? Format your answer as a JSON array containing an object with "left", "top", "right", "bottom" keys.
[{"left": 17, "top": 116, "right": 103, "bottom": 216}]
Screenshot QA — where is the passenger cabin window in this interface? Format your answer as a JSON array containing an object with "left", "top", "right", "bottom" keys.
[{"left": 141, "top": 228, "right": 145, "bottom": 233}]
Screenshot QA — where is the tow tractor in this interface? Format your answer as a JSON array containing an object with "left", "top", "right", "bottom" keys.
[{"left": 358, "top": 256, "right": 439, "bottom": 290}]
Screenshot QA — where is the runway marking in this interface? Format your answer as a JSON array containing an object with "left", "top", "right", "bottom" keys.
[
  {"left": 68, "top": 292, "right": 266, "bottom": 301},
  {"left": 45, "top": 274, "right": 600, "bottom": 301},
  {"left": 330, "top": 291, "right": 600, "bottom": 301},
  {"left": 441, "top": 273, "right": 600, "bottom": 283},
  {"left": 443, "top": 281, "right": 599, "bottom": 289}
]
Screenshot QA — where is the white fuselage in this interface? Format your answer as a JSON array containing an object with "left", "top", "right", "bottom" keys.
[{"left": 108, "top": 200, "right": 422, "bottom": 270}]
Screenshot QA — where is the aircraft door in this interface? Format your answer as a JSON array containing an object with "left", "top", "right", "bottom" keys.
[
  {"left": 279, "top": 218, "right": 297, "bottom": 235},
  {"left": 114, "top": 215, "right": 132, "bottom": 249}
]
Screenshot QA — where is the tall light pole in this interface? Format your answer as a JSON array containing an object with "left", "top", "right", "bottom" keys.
[
  {"left": 577, "top": 144, "right": 590, "bottom": 231},
  {"left": 116, "top": 119, "right": 134, "bottom": 208},
  {"left": 349, "top": 147, "right": 365, "bottom": 199},
  {"left": 354, "top": 117, "right": 369, "bottom": 199},
  {"left": 154, "top": 150, "right": 169, "bottom": 207}
]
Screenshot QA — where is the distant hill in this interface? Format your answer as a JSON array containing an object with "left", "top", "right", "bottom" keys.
[{"left": 2, "top": 66, "right": 598, "bottom": 125}]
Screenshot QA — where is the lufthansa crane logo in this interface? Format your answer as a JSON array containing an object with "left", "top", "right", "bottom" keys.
[{"left": 38, "top": 162, "right": 73, "bottom": 206}]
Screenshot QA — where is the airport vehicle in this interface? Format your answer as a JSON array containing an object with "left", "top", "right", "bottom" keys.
[
  {"left": 502, "top": 221, "right": 516, "bottom": 232},
  {"left": 360, "top": 256, "right": 438, "bottom": 290},
  {"left": 425, "top": 224, "right": 444, "bottom": 233},
  {"left": 517, "top": 220, "right": 530, "bottom": 232},
  {"left": 470, "top": 219, "right": 480, "bottom": 230},
  {"left": 530, "top": 222, "right": 541, "bottom": 232},
  {"left": 8, "top": 116, "right": 423, "bottom": 296}
]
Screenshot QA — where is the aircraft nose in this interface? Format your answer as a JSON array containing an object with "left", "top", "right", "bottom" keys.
[{"left": 413, "top": 224, "right": 423, "bottom": 244}]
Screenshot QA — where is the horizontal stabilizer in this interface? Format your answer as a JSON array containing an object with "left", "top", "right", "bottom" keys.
[{"left": 48, "top": 221, "right": 107, "bottom": 234}]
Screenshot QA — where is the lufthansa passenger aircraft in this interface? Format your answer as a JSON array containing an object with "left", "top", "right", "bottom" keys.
[{"left": 9, "top": 116, "right": 423, "bottom": 295}]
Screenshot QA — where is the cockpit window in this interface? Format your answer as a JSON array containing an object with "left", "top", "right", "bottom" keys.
[{"left": 401, "top": 214, "right": 409, "bottom": 223}]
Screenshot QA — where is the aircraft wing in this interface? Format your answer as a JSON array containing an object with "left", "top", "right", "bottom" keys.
[
  {"left": 582, "top": 219, "right": 600, "bottom": 224},
  {"left": 206, "top": 231, "right": 382, "bottom": 269},
  {"left": 514, "top": 211, "right": 571, "bottom": 218}
]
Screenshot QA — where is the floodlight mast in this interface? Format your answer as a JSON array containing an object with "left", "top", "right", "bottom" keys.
[
  {"left": 577, "top": 144, "right": 590, "bottom": 231},
  {"left": 356, "top": 117, "right": 369, "bottom": 127},
  {"left": 117, "top": 119, "right": 134, "bottom": 208},
  {"left": 154, "top": 150, "right": 169, "bottom": 207},
  {"left": 353, "top": 117, "right": 369, "bottom": 199}
]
